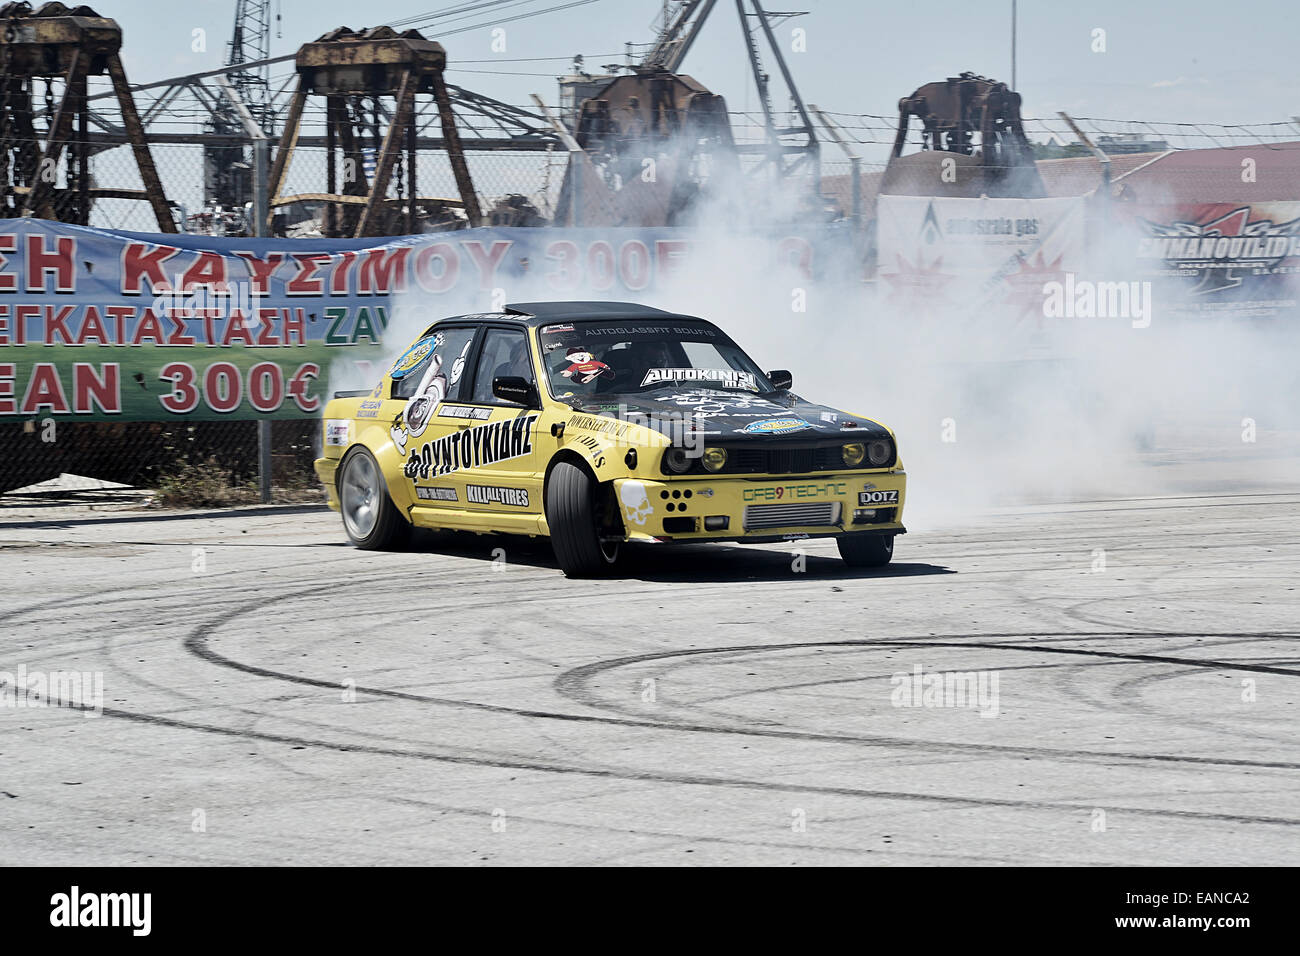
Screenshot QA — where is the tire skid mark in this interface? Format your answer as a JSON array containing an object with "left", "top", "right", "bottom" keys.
[
  {"left": 176, "top": 594, "right": 1300, "bottom": 772},
  {"left": 11, "top": 682, "right": 1300, "bottom": 829}
]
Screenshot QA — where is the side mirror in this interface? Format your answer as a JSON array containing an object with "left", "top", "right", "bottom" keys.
[
  {"left": 493, "top": 376, "right": 538, "bottom": 406},
  {"left": 767, "top": 369, "right": 793, "bottom": 390}
]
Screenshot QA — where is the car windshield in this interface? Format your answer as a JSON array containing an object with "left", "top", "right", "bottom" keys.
[{"left": 538, "top": 319, "right": 772, "bottom": 399}]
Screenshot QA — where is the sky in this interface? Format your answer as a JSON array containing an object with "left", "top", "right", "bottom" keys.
[{"left": 111, "top": 0, "right": 1299, "bottom": 143}]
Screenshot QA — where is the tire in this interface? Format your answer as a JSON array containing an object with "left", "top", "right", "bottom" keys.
[
  {"left": 337, "top": 447, "right": 410, "bottom": 551},
  {"left": 837, "top": 532, "right": 894, "bottom": 567},
  {"left": 546, "top": 460, "right": 620, "bottom": 577}
]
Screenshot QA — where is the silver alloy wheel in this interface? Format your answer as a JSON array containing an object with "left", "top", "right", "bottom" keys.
[{"left": 341, "top": 453, "right": 381, "bottom": 540}]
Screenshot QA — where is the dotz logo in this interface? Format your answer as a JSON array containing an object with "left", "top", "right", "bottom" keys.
[
  {"left": 859, "top": 489, "right": 899, "bottom": 505},
  {"left": 744, "top": 481, "right": 847, "bottom": 502},
  {"left": 738, "top": 417, "right": 811, "bottom": 436}
]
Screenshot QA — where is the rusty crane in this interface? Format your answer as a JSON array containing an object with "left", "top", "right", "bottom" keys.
[
  {"left": 882, "top": 71, "right": 1044, "bottom": 198},
  {"left": 266, "top": 24, "right": 483, "bottom": 238},
  {"left": 0, "top": 0, "right": 175, "bottom": 230}
]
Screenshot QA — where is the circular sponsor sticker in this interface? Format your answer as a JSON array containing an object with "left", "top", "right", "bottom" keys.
[
  {"left": 390, "top": 336, "right": 438, "bottom": 379},
  {"left": 740, "top": 418, "right": 811, "bottom": 436}
]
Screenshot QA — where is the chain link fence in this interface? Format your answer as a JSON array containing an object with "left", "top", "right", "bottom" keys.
[
  {"left": 4, "top": 82, "right": 1298, "bottom": 503},
  {"left": 0, "top": 419, "right": 320, "bottom": 503}
]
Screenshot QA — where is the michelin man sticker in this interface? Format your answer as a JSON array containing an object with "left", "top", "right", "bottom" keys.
[
  {"left": 391, "top": 352, "right": 448, "bottom": 454},
  {"left": 391, "top": 335, "right": 474, "bottom": 455},
  {"left": 447, "top": 337, "right": 473, "bottom": 389}
]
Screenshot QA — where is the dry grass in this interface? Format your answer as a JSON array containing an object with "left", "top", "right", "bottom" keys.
[
  {"left": 153, "top": 457, "right": 326, "bottom": 509},
  {"left": 153, "top": 457, "right": 259, "bottom": 509}
]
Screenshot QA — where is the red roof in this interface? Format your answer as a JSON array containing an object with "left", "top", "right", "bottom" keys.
[
  {"left": 820, "top": 142, "right": 1300, "bottom": 216},
  {"left": 1110, "top": 141, "right": 1300, "bottom": 203}
]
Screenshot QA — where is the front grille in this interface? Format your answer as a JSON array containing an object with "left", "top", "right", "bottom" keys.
[
  {"left": 743, "top": 501, "right": 841, "bottom": 531},
  {"left": 724, "top": 445, "right": 831, "bottom": 474},
  {"left": 686, "top": 442, "right": 889, "bottom": 476}
]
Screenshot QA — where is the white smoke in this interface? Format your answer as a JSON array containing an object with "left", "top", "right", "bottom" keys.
[{"left": 338, "top": 149, "right": 1300, "bottom": 532}]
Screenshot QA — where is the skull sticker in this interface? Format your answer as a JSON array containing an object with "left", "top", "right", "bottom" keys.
[{"left": 620, "top": 480, "right": 653, "bottom": 526}]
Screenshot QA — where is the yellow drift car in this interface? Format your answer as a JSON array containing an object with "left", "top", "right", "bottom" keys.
[{"left": 315, "top": 301, "right": 906, "bottom": 577}]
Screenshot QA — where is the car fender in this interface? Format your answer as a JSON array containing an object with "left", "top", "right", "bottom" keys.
[
  {"left": 842, "top": 410, "right": 904, "bottom": 470},
  {"left": 546, "top": 413, "right": 665, "bottom": 485},
  {"left": 319, "top": 394, "right": 413, "bottom": 512}
]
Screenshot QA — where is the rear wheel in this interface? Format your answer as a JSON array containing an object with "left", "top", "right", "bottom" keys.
[
  {"left": 837, "top": 532, "right": 894, "bottom": 567},
  {"left": 338, "top": 448, "right": 410, "bottom": 550},
  {"left": 546, "top": 461, "right": 620, "bottom": 577}
]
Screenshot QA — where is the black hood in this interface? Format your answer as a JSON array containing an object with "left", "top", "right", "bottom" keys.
[{"left": 563, "top": 386, "right": 891, "bottom": 442}]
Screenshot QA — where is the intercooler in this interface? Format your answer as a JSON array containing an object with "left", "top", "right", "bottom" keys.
[{"left": 742, "top": 502, "right": 841, "bottom": 531}]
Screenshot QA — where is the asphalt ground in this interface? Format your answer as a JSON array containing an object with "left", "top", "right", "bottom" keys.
[{"left": 2, "top": 459, "right": 1298, "bottom": 865}]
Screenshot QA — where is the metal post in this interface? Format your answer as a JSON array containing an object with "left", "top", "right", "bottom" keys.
[
  {"left": 252, "top": 137, "right": 268, "bottom": 239},
  {"left": 850, "top": 156, "right": 861, "bottom": 224},
  {"left": 529, "top": 94, "right": 585, "bottom": 228},
  {"left": 1059, "top": 111, "right": 1109, "bottom": 273},
  {"left": 809, "top": 104, "right": 862, "bottom": 227},
  {"left": 571, "top": 152, "right": 582, "bottom": 227},
  {"left": 253, "top": 137, "right": 271, "bottom": 503},
  {"left": 1011, "top": 0, "right": 1017, "bottom": 90},
  {"left": 406, "top": 101, "right": 417, "bottom": 234},
  {"left": 325, "top": 95, "right": 337, "bottom": 237},
  {"left": 76, "top": 72, "right": 89, "bottom": 224},
  {"left": 221, "top": 73, "right": 275, "bottom": 504}
]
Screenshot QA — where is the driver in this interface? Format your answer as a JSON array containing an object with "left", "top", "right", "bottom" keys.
[{"left": 496, "top": 336, "right": 533, "bottom": 384}]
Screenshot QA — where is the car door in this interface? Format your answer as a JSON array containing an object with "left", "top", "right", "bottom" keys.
[
  {"left": 447, "top": 325, "right": 545, "bottom": 524},
  {"left": 392, "top": 323, "right": 480, "bottom": 514}
]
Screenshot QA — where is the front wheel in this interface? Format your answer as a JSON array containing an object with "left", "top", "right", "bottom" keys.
[
  {"left": 546, "top": 461, "right": 620, "bottom": 577},
  {"left": 837, "top": 532, "right": 894, "bottom": 567},
  {"left": 338, "top": 447, "right": 410, "bottom": 550}
]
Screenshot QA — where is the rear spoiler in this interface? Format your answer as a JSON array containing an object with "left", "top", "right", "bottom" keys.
[{"left": 333, "top": 389, "right": 371, "bottom": 398}]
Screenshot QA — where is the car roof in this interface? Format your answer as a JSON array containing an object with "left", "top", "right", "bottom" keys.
[{"left": 434, "top": 301, "right": 707, "bottom": 328}]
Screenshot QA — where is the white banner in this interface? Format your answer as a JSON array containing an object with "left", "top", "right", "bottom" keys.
[{"left": 876, "top": 195, "right": 1087, "bottom": 320}]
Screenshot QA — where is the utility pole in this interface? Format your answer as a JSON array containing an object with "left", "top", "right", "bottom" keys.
[{"left": 1011, "top": 0, "right": 1017, "bottom": 90}]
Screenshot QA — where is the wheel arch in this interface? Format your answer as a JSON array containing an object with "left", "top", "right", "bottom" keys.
[
  {"left": 543, "top": 450, "right": 625, "bottom": 539},
  {"left": 336, "top": 439, "right": 408, "bottom": 514}
]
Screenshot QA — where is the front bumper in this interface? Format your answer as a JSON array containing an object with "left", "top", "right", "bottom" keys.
[
  {"left": 314, "top": 457, "right": 341, "bottom": 511},
  {"left": 613, "top": 472, "right": 906, "bottom": 543}
]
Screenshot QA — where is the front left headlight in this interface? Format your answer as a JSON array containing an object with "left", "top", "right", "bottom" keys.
[
  {"left": 663, "top": 447, "right": 693, "bottom": 474},
  {"left": 702, "top": 447, "right": 728, "bottom": 472},
  {"left": 841, "top": 442, "right": 866, "bottom": 467}
]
